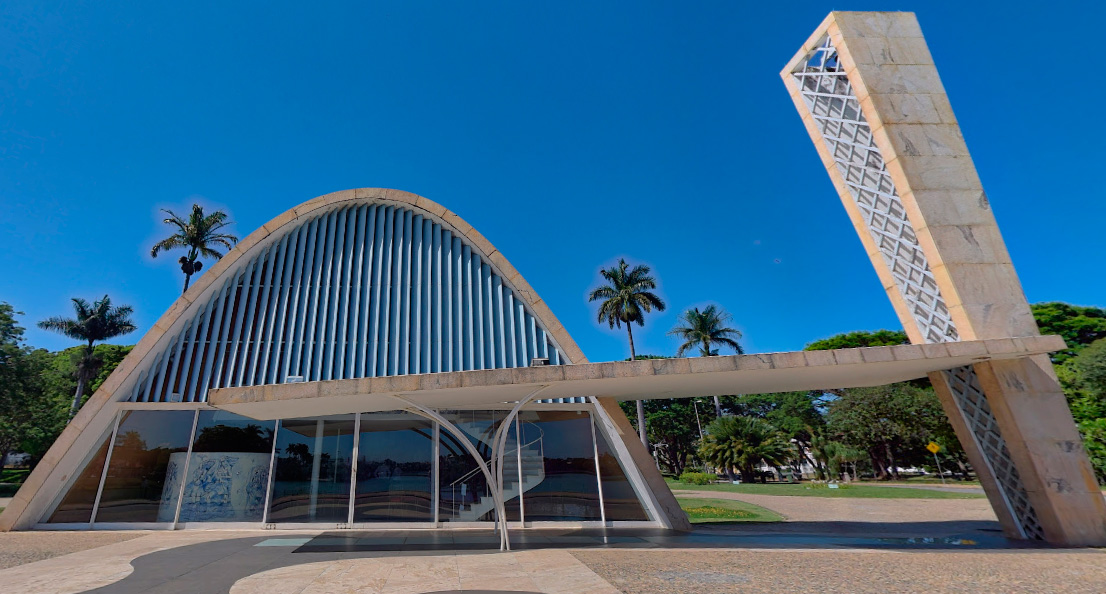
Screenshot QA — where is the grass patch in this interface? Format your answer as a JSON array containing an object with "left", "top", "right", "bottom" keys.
[
  {"left": 676, "top": 497, "right": 783, "bottom": 524},
  {"left": 0, "top": 484, "right": 21, "bottom": 497},
  {"left": 0, "top": 470, "right": 28, "bottom": 484},
  {"left": 667, "top": 479, "right": 984, "bottom": 499},
  {"left": 892, "top": 477, "right": 981, "bottom": 486}
]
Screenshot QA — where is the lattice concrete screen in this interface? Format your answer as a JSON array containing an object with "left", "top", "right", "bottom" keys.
[
  {"left": 787, "top": 27, "right": 1045, "bottom": 540},
  {"left": 943, "top": 365, "right": 1045, "bottom": 539},
  {"left": 793, "top": 36, "right": 958, "bottom": 345}
]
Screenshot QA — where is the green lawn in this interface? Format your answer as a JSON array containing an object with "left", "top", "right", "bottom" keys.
[
  {"left": 667, "top": 479, "right": 984, "bottom": 499},
  {"left": 0, "top": 469, "right": 29, "bottom": 483},
  {"left": 888, "top": 476, "right": 981, "bottom": 486},
  {"left": 676, "top": 497, "right": 783, "bottom": 524}
]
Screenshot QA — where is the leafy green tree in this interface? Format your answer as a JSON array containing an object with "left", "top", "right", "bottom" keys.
[
  {"left": 151, "top": 204, "right": 239, "bottom": 293},
  {"left": 0, "top": 304, "right": 68, "bottom": 468},
  {"left": 669, "top": 305, "right": 743, "bottom": 416},
  {"left": 38, "top": 296, "right": 137, "bottom": 419},
  {"left": 825, "top": 383, "right": 948, "bottom": 480},
  {"left": 620, "top": 398, "right": 715, "bottom": 476},
  {"left": 192, "top": 424, "right": 273, "bottom": 453},
  {"left": 724, "top": 391, "right": 825, "bottom": 472},
  {"left": 1064, "top": 338, "right": 1106, "bottom": 480},
  {"left": 813, "top": 440, "right": 866, "bottom": 481},
  {"left": 804, "top": 329, "right": 909, "bottom": 351},
  {"left": 699, "top": 416, "right": 792, "bottom": 482},
  {"left": 1031, "top": 302, "right": 1106, "bottom": 363},
  {"left": 589, "top": 258, "right": 666, "bottom": 448}
]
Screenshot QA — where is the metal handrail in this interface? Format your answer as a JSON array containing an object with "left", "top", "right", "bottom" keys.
[
  {"left": 445, "top": 421, "right": 545, "bottom": 520},
  {"left": 448, "top": 421, "right": 544, "bottom": 488}
]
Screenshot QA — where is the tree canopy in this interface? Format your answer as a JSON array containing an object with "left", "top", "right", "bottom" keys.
[
  {"left": 151, "top": 203, "right": 239, "bottom": 293},
  {"left": 804, "top": 329, "right": 909, "bottom": 351},
  {"left": 669, "top": 305, "right": 743, "bottom": 357},
  {"left": 1031, "top": 302, "right": 1106, "bottom": 363},
  {"left": 38, "top": 295, "right": 137, "bottom": 418}
]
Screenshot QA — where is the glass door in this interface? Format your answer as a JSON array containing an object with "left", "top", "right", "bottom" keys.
[
  {"left": 266, "top": 415, "right": 355, "bottom": 524},
  {"left": 351, "top": 412, "right": 434, "bottom": 523}
]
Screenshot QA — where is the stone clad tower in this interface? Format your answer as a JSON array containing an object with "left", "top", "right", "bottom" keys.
[{"left": 782, "top": 11, "right": 1106, "bottom": 545}]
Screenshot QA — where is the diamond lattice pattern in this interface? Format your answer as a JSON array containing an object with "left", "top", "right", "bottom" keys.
[
  {"left": 943, "top": 366, "right": 1045, "bottom": 539},
  {"left": 794, "top": 36, "right": 957, "bottom": 344},
  {"left": 793, "top": 36, "right": 1043, "bottom": 540}
]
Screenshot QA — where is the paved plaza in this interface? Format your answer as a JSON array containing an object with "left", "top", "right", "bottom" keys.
[{"left": 2, "top": 492, "right": 1105, "bottom": 594}]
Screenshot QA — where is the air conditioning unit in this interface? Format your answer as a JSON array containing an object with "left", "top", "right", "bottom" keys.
[{"left": 529, "top": 357, "right": 550, "bottom": 367}]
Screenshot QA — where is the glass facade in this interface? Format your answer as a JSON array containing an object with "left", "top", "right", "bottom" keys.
[
  {"left": 517, "top": 411, "right": 602, "bottom": 521},
  {"left": 268, "top": 415, "right": 355, "bottom": 523},
  {"left": 594, "top": 416, "right": 651, "bottom": 521},
  {"left": 95, "top": 410, "right": 195, "bottom": 523},
  {"left": 176, "top": 411, "right": 275, "bottom": 523},
  {"left": 46, "top": 432, "right": 112, "bottom": 523},
  {"left": 43, "top": 405, "right": 653, "bottom": 527},
  {"left": 438, "top": 410, "right": 521, "bottom": 522},
  {"left": 353, "top": 412, "right": 433, "bottom": 522}
]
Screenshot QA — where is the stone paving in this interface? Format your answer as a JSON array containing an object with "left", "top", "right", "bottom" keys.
[
  {"left": 576, "top": 548, "right": 1106, "bottom": 594},
  {"left": 0, "top": 530, "right": 147, "bottom": 570},
  {"left": 0, "top": 494, "right": 1102, "bottom": 593}
]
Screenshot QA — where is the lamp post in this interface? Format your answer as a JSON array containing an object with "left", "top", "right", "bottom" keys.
[{"left": 692, "top": 399, "right": 705, "bottom": 440}]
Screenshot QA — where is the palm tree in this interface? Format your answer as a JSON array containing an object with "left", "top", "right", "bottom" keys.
[
  {"left": 698, "top": 415, "right": 792, "bottom": 483},
  {"left": 38, "top": 295, "right": 137, "bottom": 419},
  {"left": 151, "top": 204, "right": 239, "bottom": 293},
  {"left": 669, "top": 305, "right": 743, "bottom": 416},
  {"left": 588, "top": 258, "right": 666, "bottom": 448}
]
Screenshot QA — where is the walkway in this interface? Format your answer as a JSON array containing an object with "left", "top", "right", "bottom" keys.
[{"left": 0, "top": 522, "right": 1062, "bottom": 594}]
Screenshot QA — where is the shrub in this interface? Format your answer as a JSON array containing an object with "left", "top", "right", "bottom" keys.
[{"left": 678, "top": 472, "right": 717, "bottom": 485}]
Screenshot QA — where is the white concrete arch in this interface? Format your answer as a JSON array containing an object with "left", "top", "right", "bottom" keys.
[{"left": 0, "top": 189, "right": 587, "bottom": 530}]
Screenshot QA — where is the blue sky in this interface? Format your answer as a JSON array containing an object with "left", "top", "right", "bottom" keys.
[{"left": 2, "top": 1, "right": 1103, "bottom": 362}]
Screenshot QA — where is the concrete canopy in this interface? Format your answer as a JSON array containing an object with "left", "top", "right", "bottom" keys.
[{"left": 208, "top": 335, "right": 1065, "bottom": 421}]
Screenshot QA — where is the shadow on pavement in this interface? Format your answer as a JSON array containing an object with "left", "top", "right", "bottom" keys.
[{"left": 79, "top": 523, "right": 1046, "bottom": 594}]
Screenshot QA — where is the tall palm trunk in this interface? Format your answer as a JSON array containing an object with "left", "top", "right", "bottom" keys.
[
  {"left": 700, "top": 339, "right": 723, "bottom": 417},
  {"left": 626, "top": 324, "right": 648, "bottom": 448},
  {"left": 182, "top": 248, "right": 198, "bottom": 294},
  {"left": 69, "top": 343, "right": 93, "bottom": 419}
]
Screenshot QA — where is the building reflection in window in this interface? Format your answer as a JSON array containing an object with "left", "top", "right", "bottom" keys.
[
  {"left": 94, "top": 410, "right": 196, "bottom": 523},
  {"left": 45, "top": 431, "right": 113, "bottom": 524},
  {"left": 516, "top": 410, "right": 601, "bottom": 521},
  {"left": 267, "top": 415, "right": 355, "bottom": 523},
  {"left": 352, "top": 412, "right": 433, "bottom": 522}
]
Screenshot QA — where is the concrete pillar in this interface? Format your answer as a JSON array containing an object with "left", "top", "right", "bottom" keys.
[{"left": 782, "top": 11, "right": 1106, "bottom": 545}]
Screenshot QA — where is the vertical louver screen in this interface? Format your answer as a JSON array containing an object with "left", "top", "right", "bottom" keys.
[{"left": 130, "top": 203, "right": 566, "bottom": 402}]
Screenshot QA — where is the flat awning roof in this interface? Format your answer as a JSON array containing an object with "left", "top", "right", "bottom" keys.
[{"left": 207, "top": 335, "right": 1063, "bottom": 420}]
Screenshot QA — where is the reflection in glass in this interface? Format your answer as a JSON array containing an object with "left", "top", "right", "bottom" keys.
[
  {"left": 94, "top": 410, "right": 196, "bottom": 523},
  {"left": 268, "top": 416, "right": 354, "bottom": 523},
  {"left": 353, "top": 412, "right": 433, "bottom": 522},
  {"left": 46, "top": 431, "right": 113, "bottom": 523},
  {"left": 517, "top": 410, "right": 601, "bottom": 521},
  {"left": 438, "top": 410, "right": 520, "bottom": 522},
  {"left": 172, "top": 411, "right": 275, "bottom": 523},
  {"left": 594, "top": 417, "right": 651, "bottom": 521}
]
